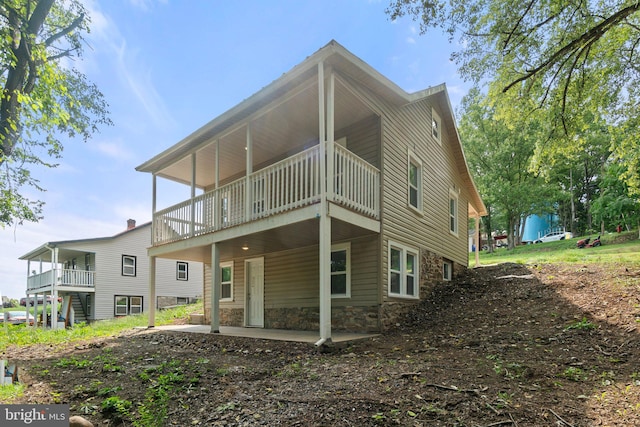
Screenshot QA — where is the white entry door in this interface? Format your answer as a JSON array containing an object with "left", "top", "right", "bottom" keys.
[{"left": 245, "top": 257, "right": 264, "bottom": 327}]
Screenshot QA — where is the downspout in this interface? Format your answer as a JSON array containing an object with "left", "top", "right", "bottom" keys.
[{"left": 474, "top": 215, "right": 481, "bottom": 267}]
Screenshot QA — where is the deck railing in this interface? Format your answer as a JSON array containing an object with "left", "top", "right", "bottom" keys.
[
  {"left": 27, "top": 269, "right": 95, "bottom": 291},
  {"left": 153, "top": 144, "right": 380, "bottom": 245}
]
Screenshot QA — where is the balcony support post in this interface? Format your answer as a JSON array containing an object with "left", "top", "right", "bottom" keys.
[
  {"left": 190, "top": 153, "right": 197, "bottom": 237},
  {"left": 317, "top": 62, "right": 332, "bottom": 344},
  {"left": 210, "top": 243, "right": 221, "bottom": 333},
  {"left": 51, "top": 247, "right": 59, "bottom": 329},
  {"left": 148, "top": 256, "right": 156, "bottom": 327}
]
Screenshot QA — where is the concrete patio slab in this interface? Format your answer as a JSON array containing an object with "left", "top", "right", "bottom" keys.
[{"left": 151, "top": 324, "right": 378, "bottom": 344}]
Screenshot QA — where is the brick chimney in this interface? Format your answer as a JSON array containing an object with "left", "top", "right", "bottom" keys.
[{"left": 127, "top": 219, "right": 136, "bottom": 230}]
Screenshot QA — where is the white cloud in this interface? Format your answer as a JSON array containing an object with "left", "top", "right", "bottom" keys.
[
  {"left": 406, "top": 37, "right": 416, "bottom": 44},
  {"left": 128, "top": 0, "right": 168, "bottom": 12},
  {"left": 92, "top": 140, "right": 134, "bottom": 162},
  {"left": 84, "top": 1, "right": 176, "bottom": 130}
]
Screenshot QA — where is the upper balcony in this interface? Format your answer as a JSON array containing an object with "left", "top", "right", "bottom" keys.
[
  {"left": 152, "top": 143, "right": 380, "bottom": 246},
  {"left": 27, "top": 269, "right": 95, "bottom": 292}
]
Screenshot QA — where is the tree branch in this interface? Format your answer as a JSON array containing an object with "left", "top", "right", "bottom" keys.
[{"left": 503, "top": 3, "right": 640, "bottom": 92}]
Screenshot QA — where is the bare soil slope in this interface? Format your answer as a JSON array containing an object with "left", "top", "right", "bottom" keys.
[{"left": 5, "top": 262, "right": 640, "bottom": 426}]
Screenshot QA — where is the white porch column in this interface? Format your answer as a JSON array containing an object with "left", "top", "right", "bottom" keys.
[
  {"left": 51, "top": 247, "right": 59, "bottom": 329},
  {"left": 474, "top": 216, "right": 481, "bottom": 267},
  {"left": 190, "top": 153, "right": 197, "bottom": 237},
  {"left": 317, "top": 62, "right": 332, "bottom": 344},
  {"left": 148, "top": 256, "right": 156, "bottom": 327},
  {"left": 152, "top": 174, "right": 157, "bottom": 245},
  {"left": 210, "top": 243, "right": 221, "bottom": 333},
  {"left": 245, "top": 124, "right": 253, "bottom": 222}
]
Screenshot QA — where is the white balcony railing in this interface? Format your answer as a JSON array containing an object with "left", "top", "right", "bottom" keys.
[
  {"left": 27, "top": 269, "right": 95, "bottom": 291},
  {"left": 153, "top": 144, "right": 380, "bottom": 246}
]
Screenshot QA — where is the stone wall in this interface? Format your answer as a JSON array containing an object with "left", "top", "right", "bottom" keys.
[
  {"left": 220, "top": 308, "right": 244, "bottom": 326},
  {"left": 265, "top": 306, "right": 379, "bottom": 332},
  {"left": 202, "top": 247, "right": 467, "bottom": 333},
  {"left": 379, "top": 248, "right": 467, "bottom": 332},
  {"left": 157, "top": 296, "right": 198, "bottom": 309}
]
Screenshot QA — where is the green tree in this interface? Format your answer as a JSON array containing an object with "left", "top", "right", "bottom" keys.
[
  {"left": 387, "top": 0, "right": 640, "bottom": 195},
  {"left": 592, "top": 162, "right": 640, "bottom": 233},
  {"left": 458, "top": 88, "right": 552, "bottom": 248},
  {"left": 0, "top": 0, "right": 110, "bottom": 227}
]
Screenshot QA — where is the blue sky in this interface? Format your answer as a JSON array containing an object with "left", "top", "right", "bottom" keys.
[{"left": 0, "top": 0, "right": 469, "bottom": 299}]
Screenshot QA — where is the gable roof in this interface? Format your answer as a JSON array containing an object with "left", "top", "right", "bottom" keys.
[
  {"left": 136, "top": 40, "right": 486, "bottom": 217},
  {"left": 19, "top": 222, "right": 151, "bottom": 262}
]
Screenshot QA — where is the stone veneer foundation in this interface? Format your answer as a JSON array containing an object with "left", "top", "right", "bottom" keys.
[{"left": 202, "top": 248, "right": 467, "bottom": 333}]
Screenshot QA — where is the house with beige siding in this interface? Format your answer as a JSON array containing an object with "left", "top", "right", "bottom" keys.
[
  {"left": 136, "top": 41, "right": 486, "bottom": 343},
  {"left": 19, "top": 220, "right": 202, "bottom": 328}
]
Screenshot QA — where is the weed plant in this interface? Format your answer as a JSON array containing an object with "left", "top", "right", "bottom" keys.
[{"left": 0, "top": 303, "right": 199, "bottom": 353}]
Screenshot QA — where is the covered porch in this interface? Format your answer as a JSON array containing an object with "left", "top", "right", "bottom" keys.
[
  {"left": 20, "top": 245, "right": 95, "bottom": 329},
  {"left": 139, "top": 47, "right": 392, "bottom": 344}
]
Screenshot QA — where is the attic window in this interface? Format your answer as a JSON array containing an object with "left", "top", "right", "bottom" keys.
[{"left": 432, "top": 108, "right": 442, "bottom": 144}]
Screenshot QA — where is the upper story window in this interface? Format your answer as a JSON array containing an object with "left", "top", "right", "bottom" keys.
[
  {"left": 177, "top": 261, "right": 188, "bottom": 281},
  {"left": 331, "top": 243, "right": 351, "bottom": 298},
  {"left": 221, "top": 262, "right": 233, "bottom": 301},
  {"left": 432, "top": 107, "right": 442, "bottom": 144},
  {"left": 122, "top": 255, "right": 136, "bottom": 277},
  {"left": 449, "top": 190, "right": 459, "bottom": 236},
  {"left": 408, "top": 151, "right": 422, "bottom": 213},
  {"left": 388, "top": 242, "right": 419, "bottom": 299}
]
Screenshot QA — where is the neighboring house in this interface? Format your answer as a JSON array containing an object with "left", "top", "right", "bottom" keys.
[
  {"left": 19, "top": 219, "right": 202, "bottom": 328},
  {"left": 136, "top": 40, "right": 486, "bottom": 343}
]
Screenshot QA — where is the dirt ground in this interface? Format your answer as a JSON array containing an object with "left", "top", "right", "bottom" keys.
[{"left": 4, "top": 261, "right": 640, "bottom": 426}]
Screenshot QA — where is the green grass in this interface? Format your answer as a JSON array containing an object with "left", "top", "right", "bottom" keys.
[
  {"left": 0, "top": 303, "right": 200, "bottom": 353},
  {"left": 470, "top": 231, "right": 640, "bottom": 267}
]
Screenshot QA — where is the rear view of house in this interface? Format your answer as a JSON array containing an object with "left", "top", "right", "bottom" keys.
[
  {"left": 136, "top": 41, "right": 486, "bottom": 343},
  {"left": 19, "top": 220, "right": 202, "bottom": 328}
]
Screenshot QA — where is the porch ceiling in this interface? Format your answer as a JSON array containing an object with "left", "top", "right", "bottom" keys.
[
  {"left": 21, "top": 247, "right": 93, "bottom": 263},
  {"left": 153, "top": 216, "right": 378, "bottom": 263},
  {"left": 155, "top": 76, "right": 376, "bottom": 191}
]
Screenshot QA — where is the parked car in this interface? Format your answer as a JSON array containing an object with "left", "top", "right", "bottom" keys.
[
  {"left": 19, "top": 295, "right": 61, "bottom": 306},
  {"left": 534, "top": 231, "right": 567, "bottom": 243},
  {"left": 5, "top": 311, "right": 35, "bottom": 325}
]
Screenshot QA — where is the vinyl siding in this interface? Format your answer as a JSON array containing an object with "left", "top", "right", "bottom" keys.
[
  {"left": 379, "top": 98, "right": 470, "bottom": 295},
  {"left": 61, "top": 226, "right": 202, "bottom": 320},
  {"left": 203, "top": 234, "right": 379, "bottom": 322}
]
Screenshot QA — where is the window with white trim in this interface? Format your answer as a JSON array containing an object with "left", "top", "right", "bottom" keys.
[
  {"left": 408, "top": 151, "right": 422, "bottom": 212},
  {"left": 177, "top": 261, "right": 189, "bottom": 281},
  {"left": 331, "top": 243, "right": 351, "bottom": 298},
  {"left": 114, "top": 295, "right": 143, "bottom": 316},
  {"left": 432, "top": 107, "right": 442, "bottom": 144},
  {"left": 449, "top": 191, "right": 459, "bottom": 235},
  {"left": 122, "top": 255, "right": 136, "bottom": 277},
  {"left": 221, "top": 262, "right": 233, "bottom": 301},
  {"left": 443, "top": 260, "right": 453, "bottom": 281},
  {"left": 388, "top": 242, "right": 419, "bottom": 298}
]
